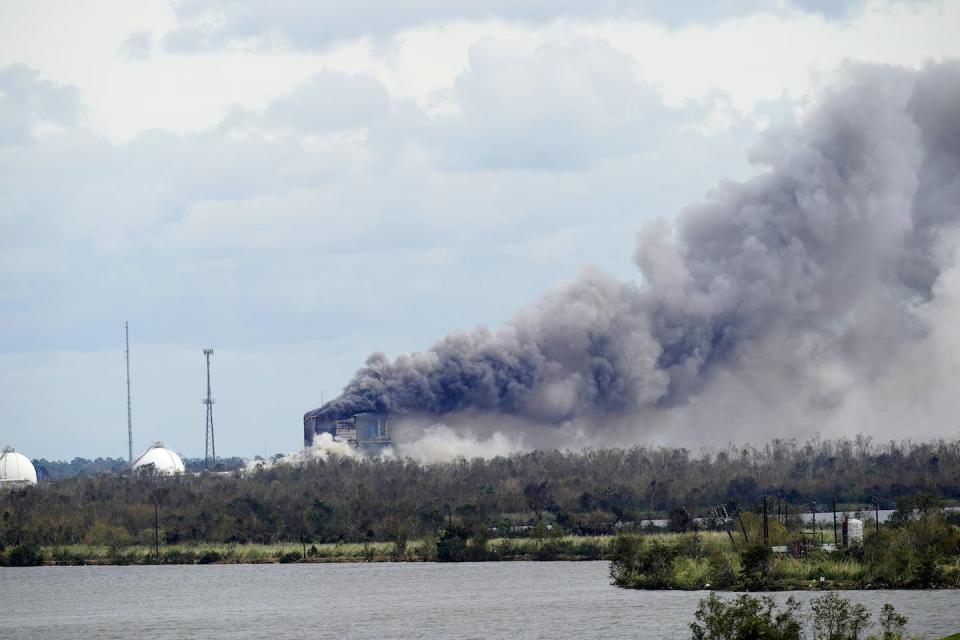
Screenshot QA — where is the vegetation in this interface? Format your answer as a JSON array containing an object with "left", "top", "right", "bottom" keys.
[
  {"left": 689, "top": 593, "right": 918, "bottom": 640},
  {"left": 2, "top": 436, "right": 959, "bottom": 572},
  {"left": 611, "top": 496, "right": 960, "bottom": 590},
  {"left": 31, "top": 456, "right": 247, "bottom": 480},
  {"left": 0, "top": 535, "right": 613, "bottom": 566}
]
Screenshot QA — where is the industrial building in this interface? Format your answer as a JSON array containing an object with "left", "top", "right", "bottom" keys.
[
  {"left": 0, "top": 446, "right": 37, "bottom": 486},
  {"left": 303, "top": 411, "right": 391, "bottom": 452}
]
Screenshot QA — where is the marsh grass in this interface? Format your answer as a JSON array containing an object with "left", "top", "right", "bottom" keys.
[{"left": 37, "top": 535, "right": 615, "bottom": 565}]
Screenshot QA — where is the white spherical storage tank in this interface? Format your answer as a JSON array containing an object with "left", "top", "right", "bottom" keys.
[
  {"left": 133, "top": 441, "right": 185, "bottom": 475},
  {"left": 0, "top": 446, "right": 38, "bottom": 485}
]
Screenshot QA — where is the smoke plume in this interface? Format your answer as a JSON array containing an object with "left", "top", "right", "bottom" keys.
[{"left": 309, "top": 62, "right": 960, "bottom": 452}]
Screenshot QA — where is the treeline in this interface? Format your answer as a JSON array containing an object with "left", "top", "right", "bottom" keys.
[
  {"left": 32, "top": 456, "right": 248, "bottom": 480},
  {"left": 3, "top": 436, "right": 959, "bottom": 550}
]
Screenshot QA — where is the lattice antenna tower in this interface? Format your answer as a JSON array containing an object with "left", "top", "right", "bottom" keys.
[
  {"left": 125, "top": 321, "right": 134, "bottom": 469},
  {"left": 203, "top": 348, "right": 216, "bottom": 469}
]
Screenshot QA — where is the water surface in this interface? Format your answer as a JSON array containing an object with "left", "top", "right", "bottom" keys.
[{"left": 2, "top": 562, "right": 958, "bottom": 639}]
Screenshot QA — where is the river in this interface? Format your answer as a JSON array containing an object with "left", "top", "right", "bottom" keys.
[{"left": 2, "top": 562, "right": 958, "bottom": 639}]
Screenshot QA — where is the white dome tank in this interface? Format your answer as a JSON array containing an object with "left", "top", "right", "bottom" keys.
[
  {"left": 133, "top": 441, "right": 185, "bottom": 475},
  {"left": 0, "top": 446, "right": 38, "bottom": 485}
]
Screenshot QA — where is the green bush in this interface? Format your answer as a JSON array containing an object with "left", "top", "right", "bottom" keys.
[
  {"left": 690, "top": 593, "right": 803, "bottom": 640},
  {"left": 436, "top": 526, "right": 471, "bottom": 562},
  {"left": 810, "top": 592, "right": 871, "bottom": 640},
  {"left": 609, "top": 534, "right": 678, "bottom": 588},
  {"left": 161, "top": 549, "right": 197, "bottom": 564},
  {"left": 278, "top": 551, "right": 302, "bottom": 563},
  {"left": 740, "top": 543, "right": 773, "bottom": 590},
  {"left": 877, "top": 603, "right": 908, "bottom": 640},
  {"left": 706, "top": 550, "right": 738, "bottom": 589},
  {"left": 573, "top": 539, "right": 605, "bottom": 560},
  {"left": 5, "top": 544, "right": 44, "bottom": 567},
  {"left": 690, "top": 594, "right": 910, "bottom": 640},
  {"left": 197, "top": 550, "right": 222, "bottom": 564}
]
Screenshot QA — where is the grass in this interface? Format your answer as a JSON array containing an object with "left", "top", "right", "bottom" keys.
[{"left": 32, "top": 535, "right": 615, "bottom": 565}]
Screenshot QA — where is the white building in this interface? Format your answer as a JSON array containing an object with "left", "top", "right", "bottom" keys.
[
  {"left": 0, "top": 446, "right": 38, "bottom": 486},
  {"left": 132, "top": 441, "right": 185, "bottom": 475}
]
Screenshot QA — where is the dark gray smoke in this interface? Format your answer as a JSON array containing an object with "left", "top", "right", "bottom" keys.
[{"left": 309, "top": 62, "right": 960, "bottom": 447}]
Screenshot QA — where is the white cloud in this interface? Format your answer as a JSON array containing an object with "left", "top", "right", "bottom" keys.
[{"left": 1, "top": 1, "right": 958, "bottom": 458}]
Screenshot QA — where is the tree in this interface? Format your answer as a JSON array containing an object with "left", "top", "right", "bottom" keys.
[
  {"left": 436, "top": 525, "right": 470, "bottom": 562},
  {"left": 668, "top": 506, "right": 696, "bottom": 533},
  {"left": 810, "top": 593, "right": 871, "bottom": 640},
  {"left": 690, "top": 593, "right": 802, "bottom": 640},
  {"left": 877, "top": 604, "right": 907, "bottom": 640}
]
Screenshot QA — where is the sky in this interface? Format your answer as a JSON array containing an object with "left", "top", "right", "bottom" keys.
[{"left": 1, "top": 0, "right": 958, "bottom": 460}]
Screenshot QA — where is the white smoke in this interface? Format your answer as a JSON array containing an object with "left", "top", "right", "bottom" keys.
[
  {"left": 394, "top": 424, "right": 524, "bottom": 463},
  {"left": 247, "top": 432, "right": 374, "bottom": 471}
]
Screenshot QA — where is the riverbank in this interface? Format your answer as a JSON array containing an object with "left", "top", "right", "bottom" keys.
[
  {"left": 2, "top": 534, "right": 614, "bottom": 566},
  {"left": 610, "top": 522, "right": 960, "bottom": 591}
]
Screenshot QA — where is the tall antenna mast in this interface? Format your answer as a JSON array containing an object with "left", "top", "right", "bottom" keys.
[
  {"left": 125, "top": 321, "right": 133, "bottom": 469},
  {"left": 203, "top": 348, "right": 216, "bottom": 469}
]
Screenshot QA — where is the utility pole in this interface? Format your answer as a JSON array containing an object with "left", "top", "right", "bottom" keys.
[
  {"left": 715, "top": 505, "right": 737, "bottom": 550},
  {"left": 810, "top": 501, "right": 818, "bottom": 543},
  {"left": 125, "top": 322, "right": 133, "bottom": 469},
  {"left": 762, "top": 496, "right": 769, "bottom": 546},
  {"left": 832, "top": 497, "right": 838, "bottom": 546},
  {"left": 733, "top": 502, "right": 750, "bottom": 544},
  {"left": 202, "top": 348, "right": 216, "bottom": 469},
  {"left": 873, "top": 496, "right": 880, "bottom": 535}
]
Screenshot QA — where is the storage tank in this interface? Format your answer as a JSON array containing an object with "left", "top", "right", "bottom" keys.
[
  {"left": 847, "top": 518, "right": 864, "bottom": 545},
  {"left": 133, "top": 441, "right": 185, "bottom": 475},
  {"left": 0, "top": 446, "right": 38, "bottom": 486}
]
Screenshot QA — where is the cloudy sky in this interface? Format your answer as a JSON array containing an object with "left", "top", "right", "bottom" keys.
[{"left": 1, "top": 0, "right": 958, "bottom": 460}]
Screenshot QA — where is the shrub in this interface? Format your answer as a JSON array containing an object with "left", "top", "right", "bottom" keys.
[
  {"left": 278, "top": 551, "right": 302, "bottom": 563},
  {"left": 5, "top": 544, "right": 44, "bottom": 567},
  {"left": 877, "top": 603, "right": 908, "bottom": 640},
  {"left": 740, "top": 543, "right": 773, "bottom": 590},
  {"left": 706, "top": 550, "right": 738, "bottom": 589},
  {"left": 535, "top": 538, "right": 573, "bottom": 561},
  {"left": 690, "top": 593, "right": 802, "bottom": 640},
  {"left": 573, "top": 539, "right": 605, "bottom": 560},
  {"left": 197, "top": 550, "right": 222, "bottom": 564},
  {"left": 436, "top": 526, "right": 470, "bottom": 562},
  {"left": 810, "top": 592, "right": 871, "bottom": 640},
  {"left": 609, "top": 536, "right": 678, "bottom": 588},
  {"left": 160, "top": 549, "right": 197, "bottom": 564}
]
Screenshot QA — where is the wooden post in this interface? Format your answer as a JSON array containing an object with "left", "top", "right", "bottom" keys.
[
  {"left": 810, "top": 502, "right": 817, "bottom": 543},
  {"left": 873, "top": 497, "right": 880, "bottom": 535},
  {"left": 832, "top": 498, "right": 838, "bottom": 546},
  {"left": 763, "top": 496, "right": 769, "bottom": 546},
  {"left": 735, "top": 504, "right": 750, "bottom": 544}
]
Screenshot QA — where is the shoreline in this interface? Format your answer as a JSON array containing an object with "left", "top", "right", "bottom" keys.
[{"left": 5, "top": 535, "right": 959, "bottom": 594}]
